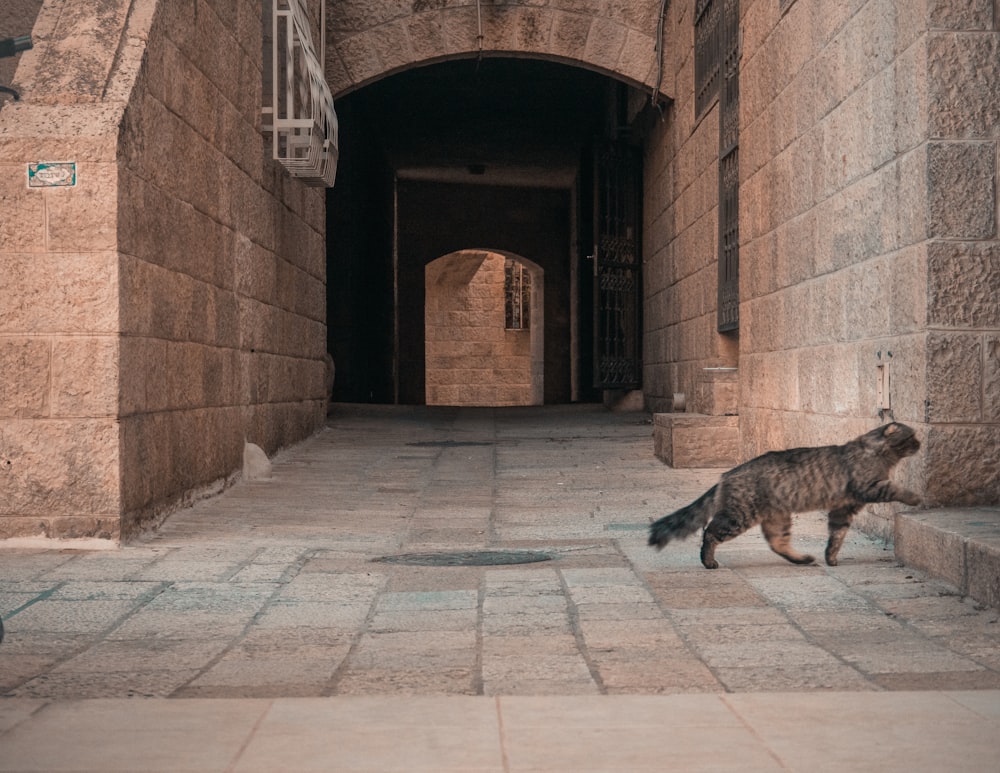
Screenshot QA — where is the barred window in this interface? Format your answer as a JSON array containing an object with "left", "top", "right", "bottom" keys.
[
  {"left": 504, "top": 259, "right": 531, "bottom": 330},
  {"left": 694, "top": 0, "right": 721, "bottom": 118}
]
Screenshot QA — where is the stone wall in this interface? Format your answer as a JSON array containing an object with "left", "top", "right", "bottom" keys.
[
  {"left": 323, "top": 0, "right": 664, "bottom": 98},
  {"left": 425, "top": 251, "right": 541, "bottom": 407},
  {"left": 735, "top": 0, "right": 999, "bottom": 528},
  {"left": 0, "top": 0, "right": 137, "bottom": 540},
  {"left": 0, "top": 0, "right": 328, "bottom": 540},
  {"left": 643, "top": 1, "right": 739, "bottom": 415},
  {"left": 115, "top": 1, "right": 328, "bottom": 535}
]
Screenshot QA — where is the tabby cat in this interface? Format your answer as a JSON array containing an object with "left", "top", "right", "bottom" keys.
[{"left": 648, "top": 423, "right": 921, "bottom": 569}]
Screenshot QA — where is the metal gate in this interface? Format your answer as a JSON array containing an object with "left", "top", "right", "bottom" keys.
[{"left": 593, "top": 142, "right": 642, "bottom": 390}]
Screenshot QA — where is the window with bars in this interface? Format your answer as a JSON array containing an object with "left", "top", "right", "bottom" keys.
[
  {"left": 504, "top": 259, "right": 531, "bottom": 330},
  {"left": 715, "top": 0, "right": 740, "bottom": 332},
  {"left": 694, "top": 0, "right": 721, "bottom": 118}
]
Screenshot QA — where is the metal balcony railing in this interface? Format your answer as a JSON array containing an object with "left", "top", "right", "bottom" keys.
[{"left": 262, "top": 0, "right": 338, "bottom": 187}]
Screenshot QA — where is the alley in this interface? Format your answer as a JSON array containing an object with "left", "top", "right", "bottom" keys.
[
  {"left": 4, "top": 405, "right": 999, "bottom": 698},
  {"left": 1, "top": 405, "right": 998, "bottom": 770}
]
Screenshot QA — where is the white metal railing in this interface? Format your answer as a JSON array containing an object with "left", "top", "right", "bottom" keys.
[{"left": 262, "top": 0, "right": 338, "bottom": 187}]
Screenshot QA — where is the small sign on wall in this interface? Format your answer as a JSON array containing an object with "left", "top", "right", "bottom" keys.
[{"left": 28, "top": 162, "right": 76, "bottom": 187}]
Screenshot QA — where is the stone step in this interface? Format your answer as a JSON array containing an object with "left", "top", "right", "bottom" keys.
[
  {"left": 894, "top": 506, "right": 1000, "bottom": 610},
  {"left": 653, "top": 413, "right": 739, "bottom": 468}
]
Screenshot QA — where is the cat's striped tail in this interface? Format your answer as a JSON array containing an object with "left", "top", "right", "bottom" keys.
[{"left": 648, "top": 485, "right": 717, "bottom": 550}]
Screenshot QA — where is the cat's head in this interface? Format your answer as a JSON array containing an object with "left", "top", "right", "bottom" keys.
[{"left": 879, "top": 422, "right": 920, "bottom": 457}]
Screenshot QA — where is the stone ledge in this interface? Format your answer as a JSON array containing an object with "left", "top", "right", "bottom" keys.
[
  {"left": 653, "top": 413, "right": 739, "bottom": 468},
  {"left": 894, "top": 506, "right": 1000, "bottom": 610}
]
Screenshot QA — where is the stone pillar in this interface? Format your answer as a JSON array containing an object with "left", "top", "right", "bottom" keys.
[
  {"left": 1, "top": 0, "right": 330, "bottom": 541},
  {"left": 0, "top": 1, "right": 129, "bottom": 540}
]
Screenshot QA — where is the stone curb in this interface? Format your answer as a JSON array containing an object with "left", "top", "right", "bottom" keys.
[{"left": 895, "top": 507, "right": 1000, "bottom": 610}]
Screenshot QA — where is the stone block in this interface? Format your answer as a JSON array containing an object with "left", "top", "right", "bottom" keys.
[
  {"left": 894, "top": 42, "right": 928, "bottom": 154},
  {"left": 1, "top": 253, "right": 118, "bottom": 334},
  {"left": 818, "top": 69, "right": 896, "bottom": 200},
  {"left": 927, "top": 0, "right": 995, "bottom": 29},
  {"left": 926, "top": 141, "right": 997, "bottom": 239},
  {"left": 887, "top": 245, "right": 927, "bottom": 335},
  {"left": 653, "top": 413, "right": 739, "bottom": 468},
  {"left": 51, "top": 336, "right": 119, "bottom": 417},
  {"left": 584, "top": 17, "right": 627, "bottom": 71},
  {"left": 45, "top": 162, "right": 117, "bottom": 252},
  {"left": 924, "top": 332, "right": 982, "bottom": 423},
  {"left": 0, "top": 418, "right": 120, "bottom": 517},
  {"left": 0, "top": 338, "right": 50, "bottom": 418},
  {"left": 549, "top": 11, "right": 592, "bottom": 57},
  {"left": 927, "top": 241, "right": 1000, "bottom": 329},
  {"left": 923, "top": 424, "right": 1000, "bottom": 506},
  {"left": 985, "top": 335, "right": 1000, "bottom": 422},
  {"left": 928, "top": 32, "right": 1000, "bottom": 139},
  {"left": 896, "top": 145, "right": 928, "bottom": 248},
  {"left": 894, "top": 511, "right": 967, "bottom": 591},
  {"left": 894, "top": 507, "right": 1000, "bottom": 609},
  {"left": 966, "top": 538, "right": 1000, "bottom": 611},
  {"left": 692, "top": 368, "right": 738, "bottom": 416},
  {"left": 0, "top": 163, "right": 45, "bottom": 252}
]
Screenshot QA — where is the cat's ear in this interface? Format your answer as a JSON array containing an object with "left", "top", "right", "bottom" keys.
[{"left": 883, "top": 423, "right": 900, "bottom": 435}]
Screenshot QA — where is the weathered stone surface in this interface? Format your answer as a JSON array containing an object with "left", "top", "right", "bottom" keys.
[
  {"left": 0, "top": 163, "right": 45, "bottom": 252},
  {"left": 923, "top": 425, "right": 1000, "bottom": 505},
  {"left": 985, "top": 335, "right": 1000, "bottom": 423},
  {"left": 927, "top": 0, "right": 995, "bottom": 30},
  {"left": 693, "top": 368, "right": 738, "bottom": 416},
  {"left": 924, "top": 333, "right": 982, "bottom": 424},
  {"left": 0, "top": 419, "right": 120, "bottom": 517},
  {"left": 50, "top": 337, "right": 118, "bottom": 417},
  {"left": 0, "top": 339, "right": 50, "bottom": 418},
  {"left": 894, "top": 512, "right": 968, "bottom": 592},
  {"left": 17, "top": 0, "right": 130, "bottom": 102},
  {"left": 926, "top": 141, "right": 997, "bottom": 239},
  {"left": 653, "top": 413, "right": 739, "bottom": 468},
  {"left": 929, "top": 33, "right": 1000, "bottom": 139},
  {"left": 967, "top": 539, "right": 1000, "bottom": 611},
  {"left": 0, "top": 253, "right": 118, "bottom": 334},
  {"left": 927, "top": 241, "right": 1000, "bottom": 329},
  {"left": 45, "top": 162, "right": 117, "bottom": 252}
]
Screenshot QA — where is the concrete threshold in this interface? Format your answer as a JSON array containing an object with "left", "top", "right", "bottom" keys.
[
  {"left": 1, "top": 692, "right": 998, "bottom": 772},
  {"left": 894, "top": 506, "right": 1000, "bottom": 610}
]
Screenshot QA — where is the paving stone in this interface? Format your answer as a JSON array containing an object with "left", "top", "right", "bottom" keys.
[
  {"left": 6, "top": 669, "right": 202, "bottom": 699},
  {"left": 1, "top": 405, "right": 998, "bottom": 706}
]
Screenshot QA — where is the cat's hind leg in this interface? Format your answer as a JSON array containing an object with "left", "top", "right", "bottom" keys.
[
  {"left": 700, "top": 510, "right": 747, "bottom": 569},
  {"left": 824, "top": 504, "right": 861, "bottom": 566},
  {"left": 761, "top": 512, "right": 815, "bottom": 566}
]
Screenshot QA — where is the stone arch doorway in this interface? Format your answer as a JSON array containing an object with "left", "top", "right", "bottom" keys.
[
  {"left": 426, "top": 250, "right": 544, "bottom": 407},
  {"left": 326, "top": 30, "right": 660, "bottom": 404}
]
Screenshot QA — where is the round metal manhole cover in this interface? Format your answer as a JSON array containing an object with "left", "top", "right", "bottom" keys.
[{"left": 374, "top": 550, "right": 553, "bottom": 567}]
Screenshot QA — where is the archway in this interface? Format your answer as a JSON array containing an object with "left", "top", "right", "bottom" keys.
[
  {"left": 327, "top": 56, "right": 652, "bottom": 405},
  {"left": 425, "top": 250, "right": 544, "bottom": 406},
  {"left": 323, "top": 3, "right": 670, "bottom": 101}
]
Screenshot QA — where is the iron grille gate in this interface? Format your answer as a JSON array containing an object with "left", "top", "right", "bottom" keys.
[
  {"left": 717, "top": 0, "right": 740, "bottom": 332},
  {"left": 593, "top": 142, "right": 642, "bottom": 390}
]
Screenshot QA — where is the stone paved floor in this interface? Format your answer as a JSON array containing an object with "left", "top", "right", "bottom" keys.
[{"left": 2, "top": 404, "right": 998, "bottom": 700}]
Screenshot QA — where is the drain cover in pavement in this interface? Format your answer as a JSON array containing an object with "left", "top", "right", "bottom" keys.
[
  {"left": 374, "top": 550, "right": 553, "bottom": 566},
  {"left": 406, "top": 440, "right": 494, "bottom": 448}
]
